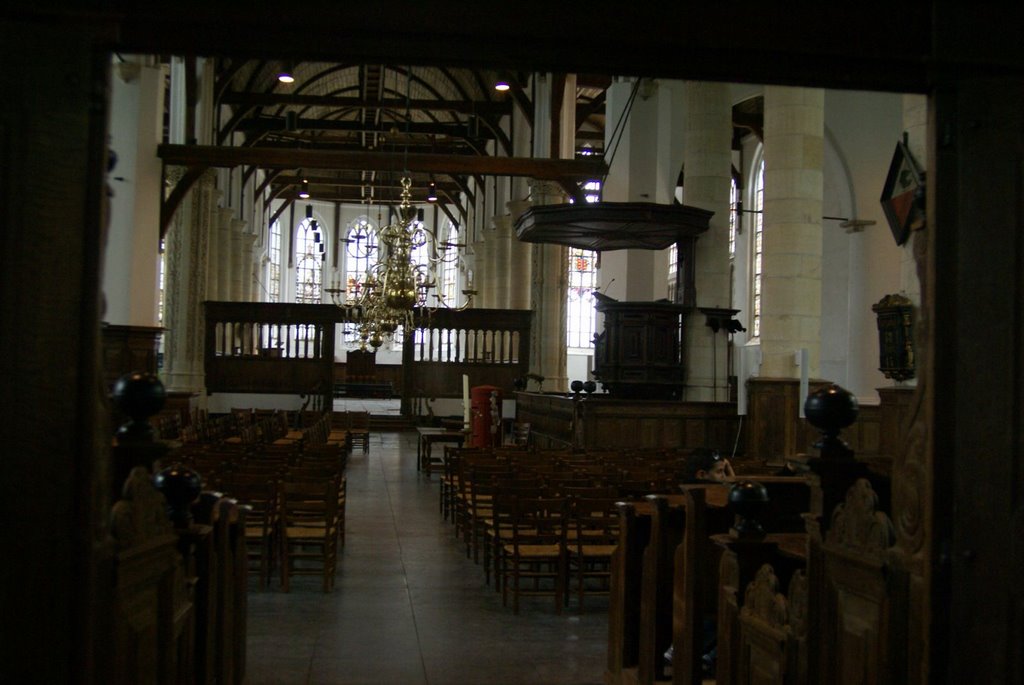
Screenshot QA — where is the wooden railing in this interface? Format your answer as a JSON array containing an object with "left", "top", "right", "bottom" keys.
[
  {"left": 204, "top": 302, "right": 531, "bottom": 416},
  {"left": 401, "top": 307, "right": 531, "bottom": 414}
]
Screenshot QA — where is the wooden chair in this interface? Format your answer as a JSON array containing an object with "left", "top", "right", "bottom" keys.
[
  {"left": 346, "top": 411, "right": 370, "bottom": 453},
  {"left": 568, "top": 496, "right": 620, "bottom": 610},
  {"left": 277, "top": 480, "right": 340, "bottom": 592},
  {"left": 221, "top": 477, "right": 279, "bottom": 589},
  {"left": 499, "top": 496, "right": 569, "bottom": 614}
]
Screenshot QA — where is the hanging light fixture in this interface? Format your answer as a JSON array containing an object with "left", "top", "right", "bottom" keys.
[
  {"left": 494, "top": 79, "right": 510, "bottom": 92},
  {"left": 327, "top": 177, "right": 475, "bottom": 350},
  {"left": 298, "top": 178, "right": 310, "bottom": 199},
  {"left": 427, "top": 182, "right": 438, "bottom": 202}
]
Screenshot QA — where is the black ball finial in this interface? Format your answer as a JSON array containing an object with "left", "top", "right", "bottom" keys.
[
  {"left": 112, "top": 372, "right": 167, "bottom": 442},
  {"left": 804, "top": 383, "right": 859, "bottom": 458},
  {"left": 728, "top": 480, "right": 770, "bottom": 540},
  {"left": 154, "top": 464, "right": 203, "bottom": 528},
  {"left": 570, "top": 380, "right": 584, "bottom": 395},
  {"left": 583, "top": 380, "right": 597, "bottom": 394}
]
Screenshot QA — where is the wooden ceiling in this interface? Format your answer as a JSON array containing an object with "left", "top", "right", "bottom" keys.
[{"left": 157, "top": 59, "right": 611, "bottom": 231}]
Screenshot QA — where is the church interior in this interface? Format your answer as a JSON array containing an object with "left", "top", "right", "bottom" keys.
[{"left": 3, "top": 4, "right": 1024, "bottom": 684}]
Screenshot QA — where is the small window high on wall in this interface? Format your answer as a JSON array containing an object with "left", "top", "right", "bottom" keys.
[
  {"left": 268, "top": 219, "right": 281, "bottom": 302},
  {"left": 751, "top": 156, "right": 765, "bottom": 338},
  {"left": 295, "top": 217, "right": 324, "bottom": 305},
  {"left": 567, "top": 247, "right": 597, "bottom": 349}
]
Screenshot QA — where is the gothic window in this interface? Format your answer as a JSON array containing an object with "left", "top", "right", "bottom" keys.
[
  {"left": 439, "top": 220, "right": 459, "bottom": 307},
  {"left": 268, "top": 219, "right": 281, "bottom": 302},
  {"left": 343, "top": 217, "right": 378, "bottom": 343},
  {"left": 751, "top": 155, "right": 765, "bottom": 338},
  {"left": 567, "top": 247, "right": 598, "bottom": 349},
  {"left": 295, "top": 217, "right": 324, "bottom": 305},
  {"left": 729, "top": 174, "right": 739, "bottom": 259}
]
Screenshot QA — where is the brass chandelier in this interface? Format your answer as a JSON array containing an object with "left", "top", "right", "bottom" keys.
[{"left": 326, "top": 177, "right": 475, "bottom": 350}]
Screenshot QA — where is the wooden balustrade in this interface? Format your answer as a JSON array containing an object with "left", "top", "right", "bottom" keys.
[{"left": 204, "top": 302, "right": 531, "bottom": 415}]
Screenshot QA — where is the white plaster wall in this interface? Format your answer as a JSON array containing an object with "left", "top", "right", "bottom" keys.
[
  {"left": 730, "top": 86, "right": 906, "bottom": 404},
  {"left": 104, "top": 58, "right": 164, "bottom": 327},
  {"left": 823, "top": 89, "right": 905, "bottom": 403}
]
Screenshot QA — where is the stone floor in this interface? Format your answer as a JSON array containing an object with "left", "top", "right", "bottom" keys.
[{"left": 245, "top": 430, "right": 608, "bottom": 685}]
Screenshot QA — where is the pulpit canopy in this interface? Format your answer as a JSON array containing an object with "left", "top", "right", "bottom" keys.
[{"left": 513, "top": 202, "right": 711, "bottom": 251}]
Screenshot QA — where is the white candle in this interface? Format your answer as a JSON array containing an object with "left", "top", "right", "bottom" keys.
[{"left": 463, "top": 374, "right": 471, "bottom": 429}]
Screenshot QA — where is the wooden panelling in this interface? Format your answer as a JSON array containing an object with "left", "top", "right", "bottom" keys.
[
  {"left": 515, "top": 393, "right": 743, "bottom": 452},
  {"left": 745, "top": 378, "right": 896, "bottom": 474}
]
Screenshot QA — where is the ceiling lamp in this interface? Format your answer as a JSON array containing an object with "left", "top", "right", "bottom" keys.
[
  {"left": 494, "top": 80, "right": 510, "bottom": 92},
  {"left": 298, "top": 178, "right": 310, "bottom": 199},
  {"left": 427, "top": 182, "right": 438, "bottom": 202},
  {"left": 325, "top": 177, "right": 475, "bottom": 350},
  {"left": 277, "top": 63, "right": 295, "bottom": 84}
]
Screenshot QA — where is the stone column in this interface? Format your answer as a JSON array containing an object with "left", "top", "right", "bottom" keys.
[
  {"left": 528, "top": 179, "right": 569, "bottom": 392},
  {"left": 506, "top": 199, "right": 533, "bottom": 309},
  {"left": 473, "top": 234, "right": 492, "bottom": 309},
  {"left": 758, "top": 86, "right": 825, "bottom": 378},
  {"left": 217, "top": 207, "right": 234, "bottom": 300},
  {"left": 205, "top": 202, "right": 219, "bottom": 303},
  {"left": 240, "top": 223, "right": 255, "bottom": 303},
  {"left": 162, "top": 169, "right": 216, "bottom": 393},
  {"left": 682, "top": 81, "right": 734, "bottom": 401},
  {"left": 489, "top": 215, "right": 513, "bottom": 310},
  {"left": 230, "top": 218, "right": 246, "bottom": 302}
]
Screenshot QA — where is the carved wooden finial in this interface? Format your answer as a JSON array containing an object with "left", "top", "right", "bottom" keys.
[
  {"left": 741, "top": 564, "right": 788, "bottom": 628},
  {"left": 826, "top": 478, "right": 895, "bottom": 553},
  {"left": 109, "top": 466, "right": 172, "bottom": 550}
]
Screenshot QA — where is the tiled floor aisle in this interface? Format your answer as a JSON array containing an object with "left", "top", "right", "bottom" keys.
[{"left": 246, "top": 431, "right": 608, "bottom": 685}]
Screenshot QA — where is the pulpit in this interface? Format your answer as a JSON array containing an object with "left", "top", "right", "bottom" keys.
[{"left": 592, "top": 293, "right": 688, "bottom": 399}]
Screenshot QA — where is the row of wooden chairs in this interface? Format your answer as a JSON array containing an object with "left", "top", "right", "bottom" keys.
[
  {"left": 441, "top": 446, "right": 708, "bottom": 613},
  {"left": 217, "top": 467, "right": 347, "bottom": 593}
]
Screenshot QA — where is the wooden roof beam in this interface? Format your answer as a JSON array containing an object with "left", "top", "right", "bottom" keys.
[{"left": 158, "top": 144, "right": 607, "bottom": 181}]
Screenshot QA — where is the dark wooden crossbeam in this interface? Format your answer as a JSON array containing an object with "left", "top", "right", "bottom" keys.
[
  {"left": 158, "top": 144, "right": 606, "bottom": 179},
  {"left": 159, "top": 144, "right": 605, "bottom": 236},
  {"left": 220, "top": 92, "right": 513, "bottom": 116}
]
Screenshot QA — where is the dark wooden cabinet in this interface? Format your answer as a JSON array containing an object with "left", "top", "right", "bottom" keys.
[{"left": 592, "top": 294, "right": 688, "bottom": 399}]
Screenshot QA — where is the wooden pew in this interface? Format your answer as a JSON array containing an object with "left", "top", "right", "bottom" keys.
[
  {"left": 714, "top": 533, "right": 808, "bottom": 685},
  {"left": 606, "top": 487, "right": 732, "bottom": 685},
  {"left": 712, "top": 474, "right": 896, "bottom": 685},
  {"left": 607, "top": 500, "right": 653, "bottom": 684},
  {"left": 108, "top": 466, "right": 195, "bottom": 685}
]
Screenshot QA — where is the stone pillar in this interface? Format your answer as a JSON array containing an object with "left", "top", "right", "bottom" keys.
[
  {"left": 240, "top": 224, "right": 255, "bottom": 303},
  {"left": 528, "top": 179, "right": 569, "bottom": 392},
  {"left": 162, "top": 169, "right": 216, "bottom": 393},
  {"left": 217, "top": 207, "right": 234, "bottom": 300},
  {"left": 758, "top": 86, "right": 825, "bottom": 379},
  {"left": 490, "top": 215, "right": 513, "bottom": 310},
  {"left": 205, "top": 202, "right": 219, "bottom": 303},
  {"left": 230, "top": 218, "right": 246, "bottom": 301},
  {"left": 682, "top": 81, "right": 734, "bottom": 401},
  {"left": 507, "top": 199, "right": 533, "bottom": 309},
  {"left": 473, "top": 234, "right": 493, "bottom": 309}
]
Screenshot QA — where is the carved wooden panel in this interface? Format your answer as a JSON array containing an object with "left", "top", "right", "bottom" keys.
[{"left": 819, "top": 479, "right": 896, "bottom": 684}]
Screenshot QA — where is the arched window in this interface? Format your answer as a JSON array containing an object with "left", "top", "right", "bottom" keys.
[
  {"left": 295, "top": 217, "right": 324, "bottom": 304},
  {"left": 267, "top": 219, "right": 282, "bottom": 302},
  {"left": 343, "top": 217, "right": 378, "bottom": 344},
  {"left": 751, "top": 155, "right": 765, "bottom": 338},
  {"left": 729, "top": 174, "right": 739, "bottom": 259},
  {"left": 567, "top": 247, "right": 597, "bottom": 349},
  {"left": 439, "top": 220, "right": 460, "bottom": 307},
  {"left": 567, "top": 173, "right": 600, "bottom": 348}
]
